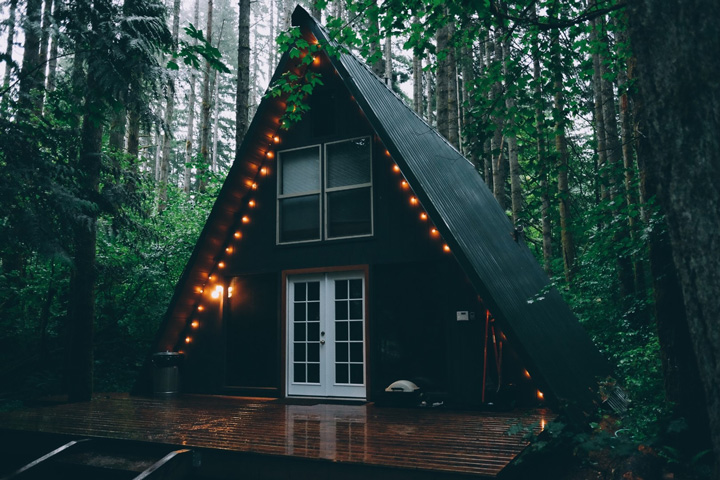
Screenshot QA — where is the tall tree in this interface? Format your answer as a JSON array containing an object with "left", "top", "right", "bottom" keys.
[
  {"left": 446, "top": 20, "right": 459, "bottom": 149},
  {"left": 198, "top": 0, "right": 214, "bottom": 192},
  {"left": 37, "top": 0, "right": 54, "bottom": 110},
  {"left": 1, "top": 0, "right": 18, "bottom": 108},
  {"left": 236, "top": 0, "right": 251, "bottom": 149},
  {"left": 158, "top": 0, "right": 182, "bottom": 211},
  {"left": 435, "top": 23, "right": 449, "bottom": 139},
  {"left": 18, "top": 0, "right": 44, "bottom": 113},
  {"left": 184, "top": 0, "right": 201, "bottom": 192},
  {"left": 627, "top": 0, "right": 720, "bottom": 466}
]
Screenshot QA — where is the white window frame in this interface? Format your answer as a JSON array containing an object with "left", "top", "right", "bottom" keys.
[{"left": 276, "top": 136, "right": 374, "bottom": 245}]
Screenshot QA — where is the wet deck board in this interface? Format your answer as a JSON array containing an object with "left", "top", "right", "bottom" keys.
[{"left": 0, "top": 394, "right": 553, "bottom": 478}]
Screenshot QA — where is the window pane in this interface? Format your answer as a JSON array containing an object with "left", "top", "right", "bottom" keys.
[
  {"left": 307, "top": 282, "right": 320, "bottom": 301},
  {"left": 349, "top": 300, "right": 363, "bottom": 320},
  {"left": 336, "top": 321, "right": 348, "bottom": 341},
  {"left": 350, "top": 343, "right": 363, "bottom": 363},
  {"left": 308, "top": 343, "right": 320, "bottom": 362},
  {"left": 336, "top": 342, "right": 348, "bottom": 362},
  {"left": 294, "top": 343, "right": 306, "bottom": 362},
  {"left": 308, "top": 322, "right": 320, "bottom": 341},
  {"left": 294, "top": 322, "right": 306, "bottom": 341},
  {"left": 308, "top": 363, "right": 320, "bottom": 383},
  {"left": 349, "top": 279, "right": 362, "bottom": 299},
  {"left": 335, "top": 280, "right": 348, "bottom": 300},
  {"left": 294, "top": 283, "right": 306, "bottom": 301},
  {"left": 294, "top": 303, "right": 306, "bottom": 322},
  {"left": 327, "top": 138, "right": 371, "bottom": 188},
  {"left": 327, "top": 188, "right": 371, "bottom": 238},
  {"left": 335, "top": 301, "right": 348, "bottom": 320},
  {"left": 336, "top": 364, "right": 349, "bottom": 384},
  {"left": 350, "top": 364, "right": 363, "bottom": 385},
  {"left": 279, "top": 195, "right": 320, "bottom": 242},
  {"left": 281, "top": 147, "right": 320, "bottom": 195},
  {"left": 294, "top": 363, "right": 306, "bottom": 383},
  {"left": 349, "top": 320, "right": 363, "bottom": 341},
  {"left": 308, "top": 301, "right": 320, "bottom": 321}
]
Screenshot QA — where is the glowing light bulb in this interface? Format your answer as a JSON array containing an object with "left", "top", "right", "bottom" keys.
[
  {"left": 537, "top": 390, "right": 544, "bottom": 400},
  {"left": 197, "top": 305, "right": 204, "bottom": 312},
  {"left": 410, "top": 196, "right": 419, "bottom": 206},
  {"left": 385, "top": 149, "right": 391, "bottom": 156},
  {"left": 248, "top": 200, "right": 256, "bottom": 208},
  {"left": 242, "top": 216, "right": 250, "bottom": 224},
  {"left": 430, "top": 227, "right": 439, "bottom": 237},
  {"left": 401, "top": 180, "right": 409, "bottom": 189},
  {"left": 260, "top": 167, "right": 268, "bottom": 175},
  {"left": 266, "top": 151, "right": 274, "bottom": 159},
  {"left": 443, "top": 244, "right": 451, "bottom": 252},
  {"left": 523, "top": 369, "right": 531, "bottom": 379},
  {"left": 191, "top": 320, "right": 199, "bottom": 329},
  {"left": 218, "top": 261, "right": 225, "bottom": 269},
  {"left": 208, "top": 274, "right": 215, "bottom": 281},
  {"left": 234, "top": 231, "right": 242, "bottom": 239},
  {"left": 185, "top": 336, "right": 192, "bottom": 344},
  {"left": 392, "top": 165, "right": 401, "bottom": 173},
  {"left": 420, "top": 212, "right": 428, "bottom": 221},
  {"left": 251, "top": 182, "right": 258, "bottom": 190},
  {"left": 273, "top": 135, "right": 280, "bottom": 144},
  {"left": 211, "top": 290, "right": 220, "bottom": 299},
  {"left": 226, "top": 246, "right": 233, "bottom": 254}
]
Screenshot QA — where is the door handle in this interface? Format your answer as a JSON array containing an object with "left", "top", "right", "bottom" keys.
[{"left": 320, "top": 339, "right": 326, "bottom": 345}]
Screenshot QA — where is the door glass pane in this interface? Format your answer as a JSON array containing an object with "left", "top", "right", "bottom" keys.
[
  {"left": 308, "top": 301, "right": 320, "bottom": 321},
  {"left": 327, "top": 188, "right": 371, "bottom": 238},
  {"left": 308, "top": 343, "right": 320, "bottom": 362},
  {"left": 294, "top": 322, "right": 306, "bottom": 341},
  {"left": 279, "top": 195, "right": 320, "bottom": 242},
  {"left": 308, "top": 363, "right": 320, "bottom": 383},
  {"left": 335, "top": 300, "right": 348, "bottom": 320},
  {"left": 336, "top": 321, "right": 348, "bottom": 341},
  {"left": 294, "top": 283, "right": 306, "bottom": 301},
  {"left": 349, "top": 279, "right": 362, "bottom": 299},
  {"left": 335, "top": 280, "right": 348, "bottom": 300},
  {"left": 350, "top": 364, "right": 363, "bottom": 385},
  {"left": 350, "top": 342, "right": 363, "bottom": 363},
  {"left": 349, "top": 300, "right": 362, "bottom": 320},
  {"left": 307, "top": 282, "right": 320, "bottom": 301},
  {"left": 281, "top": 147, "right": 320, "bottom": 195},
  {"left": 336, "top": 363, "right": 349, "bottom": 384},
  {"left": 294, "top": 303, "right": 306, "bottom": 322},
  {"left": 326, "top": 138, "right": 371, "bottom": 188},
  {"left": 336, "top": 343, "right": 348, "bottom": 362},
  {"left": 349, "top": 321, "right": 363, "bottom": 341},
  {"left": 294, "top": 343, "right": 306, "bottom": 362},
  {"left": 308, "top": 322, "right": 320, "bottom": 341},
  {"left": 294, "top": 363, "right": 305, "bottom": 383}
]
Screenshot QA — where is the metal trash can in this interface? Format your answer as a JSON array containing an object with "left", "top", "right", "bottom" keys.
[{"left": 152, "top": 351, "right": 183, "bottom": 396}]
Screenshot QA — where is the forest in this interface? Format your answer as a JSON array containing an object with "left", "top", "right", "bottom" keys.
[{"left": 0, "top": 0, "right": 718, "bottom": 477}]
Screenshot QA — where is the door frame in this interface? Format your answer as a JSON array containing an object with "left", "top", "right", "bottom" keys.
[{"left": 281, "top": 265, "right": 370, "bottom": 399}]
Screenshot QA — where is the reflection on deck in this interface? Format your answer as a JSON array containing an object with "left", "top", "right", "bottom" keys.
[{"left": 0, "top": 394, "right": 552, "bottom": 478}]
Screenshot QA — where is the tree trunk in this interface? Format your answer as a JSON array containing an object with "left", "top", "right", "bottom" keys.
[
  {"left": 384, "top": 35, "right": 392, "bottom": 88},
  {"left": 491, "top": 32, "right": 506, "bottom": 210},
  {"left": 552, "top": 29, "right": 575, "bottom": 283},
  {"left": 446, "top": 21, "right": 459, "bottom": 149},
  {"left": 127, "top": 108, "right": 141, "bottom": 158},
  {"left": 198, "top": 0, "right": 214, "bottom": 193},
  {"left": 503, "top": 36, "right": 521, "bottom": 224},
  {"left": 18, "top": 0, "right": 44, "bottom": 114},
  {"left": 590, "top": 17, "right": 608, "bottom": 203},
  {"left": 425, "top": 58, "right": 435, "bottom": 127},
  {"left": 236, "top": 0, "right": 251, "bottom": 154},
  {"left": 412, "top": 18, "right": 422, "bottom": 115},
  {"left": 108, "top": 107, "right": 127, "bottom": 152},
  {"left": 461, "top": 42, "right": 478, "bottom": 168},
  {"left": 368, "top": 2, "right": 383, "bottom": 77},
  {"left": 158, "top": 0, "right": 181, "bottom": 211},
  {"left": 45, "top": 0, "right": 59, "bottom": 94},
  {"left": 37, "top": 0, "right": 53, "bottom": 111},
  {"left": 435, "top": 24, "right": 449, "bottom": 139},
  {"left": 184, "top": 0, "right": 201, "bottom": 193},
  {"left": 627, "top": 0, "right": 720, "bottom": 466},
  {"left": 67, "top": 69, "right": 103, "bottom": 403},
  {"left": 267, "top": 1, "right": 274, "bottom": 81},
  {"left": 1, "top": 0, "right": 18, "bottom": 108}
]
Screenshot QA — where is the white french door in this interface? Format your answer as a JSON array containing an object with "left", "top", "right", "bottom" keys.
[{"left": 287, "top": 271, "right": 366, "bottom": 398}]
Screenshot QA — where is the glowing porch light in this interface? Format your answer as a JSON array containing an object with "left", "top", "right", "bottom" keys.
[
  {"left": 410, "top": 196, "right": 419, "bottom": 206},
  {"left": 234, "top": 231, "right": 242, "bottom": 239},
  {"left": 191, "top": 320, "right": 199, "bottom": 329},
  {"left": 248, "top": 199, "right": 256, "bottom": 208},
  {"left": 443, "top": 244, "right": 451, "bottom": 253},
  {"left": 392, "top": 164, "right": 401, "bottom": 173},
  {"left": 242, "top": 216, "right": 250, "bottom": 224},
  {"left": 420, "top": 212, "right": 428, "bottom": 221}
]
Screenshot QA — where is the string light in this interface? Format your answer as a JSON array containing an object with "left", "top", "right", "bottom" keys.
[
  {"left": 251, "top": 182, "right": 258, "bottom": 190},
  {"left": 242, "top": 216, "right": 250, "bottom": 224},
  {"left": 208, "top": 274, "right": 215, "bottom": 281},
  {"left": 410, "top": 196, "right": 419, "bottom": 206},
  {"left": 191, "top": 320, "right": 199, "bottom": 329},
  {"left": 218, "top": 261, "right": 225, "bottom": 269},
  {"left": 401, "top": 180, "right": 409, "bottom": 189},
  {"left": 225, "top": 246, "right": 233, "bottom": 254},
  {"left": 185, "top": 336, "right": 192, "bottom": 344},
  {"left": 537, "top": 390, "right": 544, "bottom": 400},
  {"left": 266, "top": 151, "right": 274, "bottom": 159},
  {"left": 260, "top": 167, "right": 268, "bottom": 175},
  {"left": 523, "top": 369, "right": 531, "bottom": 379},
  {"left": 248, "top": 199, "right": 256, "bottom": 208},
  {"left": 392, "top": 164, "right": 401, "bottom": 173},
  {"left": 420, "top": 212, "right": 428, "bottom": 221},
  {"left": 197, "top": 305, "right": 204, "bottom": 312},
  {"left": 443, "top": 244, "right": 451, "bottom": 253},
  {"left": 234, "top": 231, "right": 242, "bottom": 239},
  {"left": 273, "top": 135, "right": 280, "bottom": 144},
  {"left": 430, "top": 227, "right": 439, "bottom": 237}
]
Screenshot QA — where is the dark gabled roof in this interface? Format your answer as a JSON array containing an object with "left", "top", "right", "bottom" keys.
[
  {"left": 292, "top": 7, "right": 609, "bottom": 406},
  {"left": 135, "top": 5, "right": 609, "bottom": 407}
]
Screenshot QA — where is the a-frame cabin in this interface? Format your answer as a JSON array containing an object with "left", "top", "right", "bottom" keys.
[{"left": 134, "top": 6, "right": 608, "bottom": 411}]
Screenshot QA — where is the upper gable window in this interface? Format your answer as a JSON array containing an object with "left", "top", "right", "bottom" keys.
[{"left": 277, "top": 137, "right": 373, "bottom": 244}]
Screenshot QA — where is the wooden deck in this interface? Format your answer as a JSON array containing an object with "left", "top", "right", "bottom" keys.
[{"left": 0, "top": 394, "right": 553, "bottom": 479}]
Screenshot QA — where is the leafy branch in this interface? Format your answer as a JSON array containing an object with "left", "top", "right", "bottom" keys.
[{"left": 166, "top": 24, "right": 230, "bottom": 74}]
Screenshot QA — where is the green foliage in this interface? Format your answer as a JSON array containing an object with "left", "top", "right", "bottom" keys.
[{"left": 169, "top": 23, "right": 231, "bottom": 74}]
